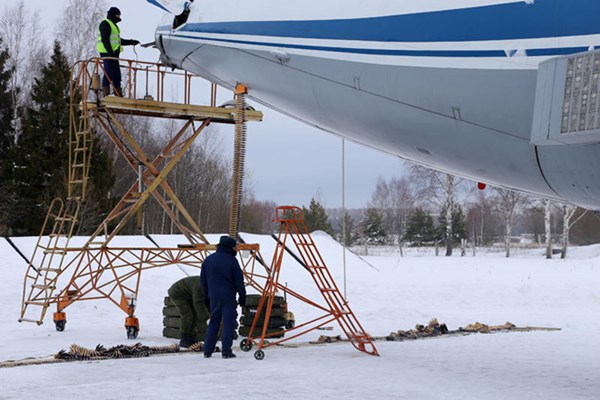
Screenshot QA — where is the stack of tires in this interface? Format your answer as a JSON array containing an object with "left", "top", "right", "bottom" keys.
[
  {"left": 162, "top": 296, "right": 208, "bottom": 342},
  {"left": 238, "top": 294, "right": 291, "bottom": 338}
]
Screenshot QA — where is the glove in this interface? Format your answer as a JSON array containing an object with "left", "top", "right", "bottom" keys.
[
  {"left": 203, "top": 298, "right": 210, "bottom": 309},
  {"left": 238, "top": 296, "right": 246, "bottom": 308},
  {"left": 133, "top": 40, "right": 140, "bottom": 46}
]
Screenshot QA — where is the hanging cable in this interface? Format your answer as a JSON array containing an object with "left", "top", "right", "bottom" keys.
[{"left": 342, "top": 138, "right": 347, "bottom": 300}]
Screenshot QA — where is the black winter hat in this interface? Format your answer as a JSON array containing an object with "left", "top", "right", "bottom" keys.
[
  {"left": 107, "top": 7, "right": 121, "bottom": 16},
  {"left": 218, "top": 235, "right": 237, "bottom": 249}
]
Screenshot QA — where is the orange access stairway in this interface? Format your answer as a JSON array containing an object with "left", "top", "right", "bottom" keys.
[{"left": 241, "top": 206, "right": 379, "bottom": 359}]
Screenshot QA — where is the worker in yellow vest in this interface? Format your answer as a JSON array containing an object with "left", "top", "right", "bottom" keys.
[{"left": 97, "top": 7, "right": 139, "bottom": 97}]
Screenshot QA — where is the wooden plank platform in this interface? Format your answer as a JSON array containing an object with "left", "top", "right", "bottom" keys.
[{"left": 85, "top": 96, "right": 263, "bottom": 123}]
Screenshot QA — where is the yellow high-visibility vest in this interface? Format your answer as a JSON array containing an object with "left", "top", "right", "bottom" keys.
[{"left": 96, "top": 18, "right": 123, "bottom": 54}]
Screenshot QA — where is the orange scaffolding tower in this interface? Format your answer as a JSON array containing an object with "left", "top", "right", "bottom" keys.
[
  {"left": 19, "top": 57, "right": 263, "bottom": 337},
  {"left": 18, "top": 58, "right": 377, "bottom": 358}
]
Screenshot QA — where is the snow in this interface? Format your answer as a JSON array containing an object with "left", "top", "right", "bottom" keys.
[{"left": 1, "top": 234, "right": 599, "bottom": 399}]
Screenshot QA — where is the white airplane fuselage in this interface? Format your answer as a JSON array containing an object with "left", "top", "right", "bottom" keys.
[{"left": 151, "top": 0, "right": 600, "bottom": 209}]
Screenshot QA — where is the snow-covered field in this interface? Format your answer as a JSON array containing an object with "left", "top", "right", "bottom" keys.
[{"left": 1, "top": 234, "right": 599, "bottom": 399}]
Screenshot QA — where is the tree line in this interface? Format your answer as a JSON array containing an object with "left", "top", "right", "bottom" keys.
[{"left": 300, "top": 165, "right": 599, "bottom": 258}]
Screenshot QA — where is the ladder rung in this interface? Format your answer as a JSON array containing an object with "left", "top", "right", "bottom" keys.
[
  {"left": 72, "top": 163, "right": 85, "bottom": 168},
  {"left": 74, "top": 148, "right": 88, "bottom": 152},
  {"left": 55, "top": 217, "right": 74, "bottom": 221},
  {"left": 75, "top": 131, "right": 87, "bottom": 136},
  {"left": 43, "top": 249, "right": 67, "bottom": 255},
  {"left": 25, "top": 301, "right": 47, "bottom": 306},
  {"left": 311, "top": 265, "right": 326, "bottom": 269},
  {"left": 67, "top": 196, "right": 82, "bottom": 200},
  {"left": 32, "top": 284, "right": 56, "bottom": 290},
  {"left": 39, "top": 268, "right": 61, "bottom": 273},
  {"left": 321, "top": 288, "right": 336, "bottom": 292},
  {"left": 70, "top": 180, "right": 84, "bottom": 184}
]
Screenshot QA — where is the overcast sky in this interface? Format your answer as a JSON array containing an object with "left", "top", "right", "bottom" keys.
[{"left": 2, "top": 0, "right": 409, "bottom": 209}]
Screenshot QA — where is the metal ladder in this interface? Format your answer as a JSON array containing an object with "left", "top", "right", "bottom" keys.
[
  {"left": 19, "top": 89, "right": 93, "bottom": 324},
  {"left": 261, "top": 206, "right": 379, "bottom": 356}
]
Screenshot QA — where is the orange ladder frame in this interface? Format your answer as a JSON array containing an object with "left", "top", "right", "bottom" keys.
[{"left": 240, "top": 206, "right": 379, "bottom": 359}]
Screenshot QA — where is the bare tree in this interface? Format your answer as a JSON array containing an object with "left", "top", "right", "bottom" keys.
[
  {"left": 544, "top": 199, "right": 552, "bottom": 259},
  {"left": 410, "top": 165, "right": 462, "bottom": 256},
  {"left": 58, "top": 0, "right": 108, "bottom": 65},
  {"left": 492, "top": 188, "right": 523, "bottom": 257},
  {"left": 0, "top": 0, "right": 47, "bottom": 140},
  {"left": 560, "top": 204, "right": 588, "bottom": 259},
  {"left": 389, "top": 176, "right": 414, "bottom": 254}
]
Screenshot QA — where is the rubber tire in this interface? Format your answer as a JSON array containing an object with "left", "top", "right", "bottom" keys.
[
  {"left": 242, "top": 306, "right": 286, "bottom": 318},
  {"left": 163, "top": 327, "right": 206, "bottom": 341},
  {"left": 164, "top": 296, "right": 175, "bottom": 306},
  {"left": 55, "top": 320, "right": 66, "bottom": 332},
  {"left": 126, "top": 326, "right": 139, "bottom": 339},
  {"left": 238, "top": 326, "right": 284, "bottom": 338},
  {"left": 245, "top": 294, "right": 286, "bottom": 307},
  {"left": 240, "top": 339, "right": 253, "bottom": 352},
  {"left": 240, "top": 315, "right": 286, "bottom": 329},
  {"left": 254, "top": 349, "right": 265, "bottom": 360},
  {"left": 163, "top": 316, "right": 181, "bottom": 328},
  {"left": 162, "top": 306, "right": 181, "bottom": 317}
]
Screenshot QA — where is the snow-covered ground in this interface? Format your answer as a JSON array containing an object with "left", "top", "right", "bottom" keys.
[{"left": 1, "top": 234, "right": 599, "bottom": 399}]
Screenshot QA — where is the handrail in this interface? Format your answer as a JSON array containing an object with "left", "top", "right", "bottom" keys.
[{"left": 70, "top": 57, "right": 212, "bottom": 106}]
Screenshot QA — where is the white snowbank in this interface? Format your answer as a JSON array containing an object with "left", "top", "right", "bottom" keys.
[{"left": 1, "top": 235, "right": 599, "bottom": 399}]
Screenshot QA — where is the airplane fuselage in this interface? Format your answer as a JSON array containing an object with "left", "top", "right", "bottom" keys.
[{"left": 152, "top": 0, "right": 600, "bottom": 209}]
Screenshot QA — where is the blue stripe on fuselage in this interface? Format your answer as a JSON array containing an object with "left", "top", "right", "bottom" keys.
[
  {"left": 169, "top": 32, "right": 591, "bottom": 58},
  {"left": 179, "top": 0, "right": 600, "bottom": 42}
]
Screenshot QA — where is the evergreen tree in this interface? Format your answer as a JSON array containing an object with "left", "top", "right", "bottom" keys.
[
  {"left": 4, "top": 42, "right": 71, "bottom": 234},
  {"left": 404, "top": 207, "right": 435, "bottom": 246},
  {"left": 340, "top": 211, "right": 355, "bottom": 246},
  {"left": 302, "top": 198, "right": 334, "bottom": 235},
  {"left": 360, "top": 207, "right": 388, "bottom": 245},
  {"left": 0, "top": 37, "right": 14, "bottom": 160},
  {"left": 437, "top": 204, "right": 468, "bottom": 245},
  {"left": 4, "top": 41, "right": 115, "bottom": 235},
  {"left": 0, "top": 38, "right": 16, "bottom": 235}
]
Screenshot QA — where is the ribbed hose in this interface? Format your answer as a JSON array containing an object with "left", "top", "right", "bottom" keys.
[{"left": 229, "top": 87, "right": 247, "bottom": 238}]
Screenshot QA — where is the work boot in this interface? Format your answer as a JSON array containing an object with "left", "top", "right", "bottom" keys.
[
  {"left": 222, "top": 353, "right": 236, "bottom": 359},
  {"left": 179, "top": 333, "right": 196, "bottom": 348},
  {"left": 204, "top": 352, "right": 212, "bottom": 358},
  {"left": 102, "top": 86, "right": 110, "bottom": 97}
]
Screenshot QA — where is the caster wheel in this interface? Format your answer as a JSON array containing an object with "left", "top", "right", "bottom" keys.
[
  {"left": 55, "top": 320, "right": 66, "bottom": 332},
  {"left": 126, "top": 326, "right": 139, "bottom": 339},
  {"left": 240, "top": 339, "right": 253, "bottom": 352},
  {"left": 254, "top": 349, "right": 265, "bottom": 360}
]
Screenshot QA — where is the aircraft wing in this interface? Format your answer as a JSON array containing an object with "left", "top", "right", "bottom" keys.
[{"left": 146, "top": 0, "right": 190, "bottom": 14}]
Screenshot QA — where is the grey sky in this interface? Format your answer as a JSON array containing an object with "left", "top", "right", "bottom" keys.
[{"left": 2, "top": 0, "right": 409, "bottom": 209}]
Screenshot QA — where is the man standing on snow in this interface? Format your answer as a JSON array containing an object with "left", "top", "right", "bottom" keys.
[
  {"left": 97, "top": 7, "right": 140, "bottom": 96},
  {"left": 200, "top": 235, "right": 246, "bottom": 358},
  {"left": 167, "top": 276, "right": 208, "bottom": 348}
]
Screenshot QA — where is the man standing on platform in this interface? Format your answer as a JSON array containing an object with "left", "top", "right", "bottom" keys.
[
  {"left": 200, "top": 236, "right": 246, "bottom": 359},
  {"left": 97, "top": 7, "right": 139, "bottom": 96}
]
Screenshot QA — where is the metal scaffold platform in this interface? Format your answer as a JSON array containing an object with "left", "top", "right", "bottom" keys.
[{"left": 18, "top": 57, "right": 377, "bottom": 358}]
